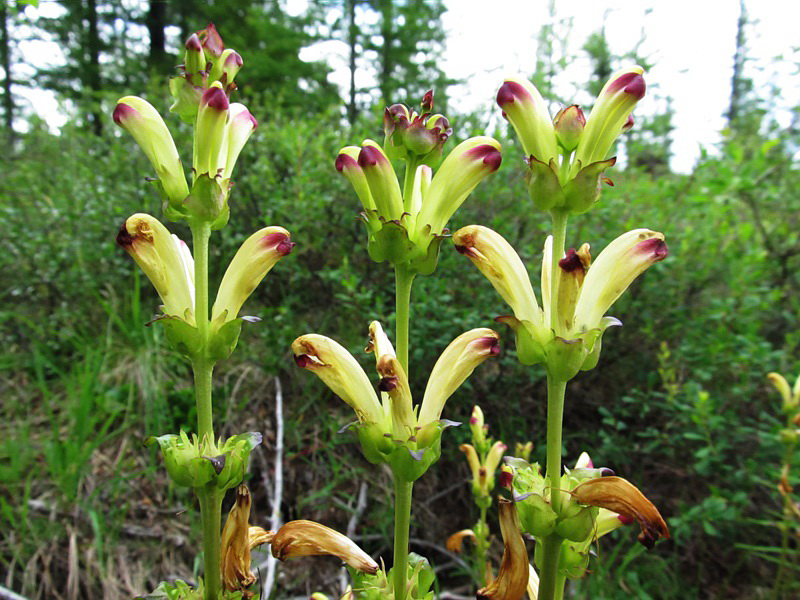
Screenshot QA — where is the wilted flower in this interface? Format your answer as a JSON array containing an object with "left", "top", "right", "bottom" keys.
[
  {"left": 220, "top": 485, "right": 272, "bottom": 595},
  {"left": 446, "top": 528, "right": 477, "bottom": 554},
  {"left": 268, "top": 520, "right": 378, "bottom": 574},
  {"left": 292, "top": 322, "right": 500, "bottom": 480},
  {"left": 476, "top": 499, "right": 528, "bottom": 600},
  {"left": 453, "top": 225, "right": 667, "bottom": 380}
]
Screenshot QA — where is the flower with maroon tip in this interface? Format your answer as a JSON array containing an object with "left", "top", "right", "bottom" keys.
[
  {"left": 496, "top": 77, "right": 558, "bottom": 163},
  {"left": 337, "top": 91, "right": 499, "bottom": 274},
  {"left": 113, "top": 96, "right": 189, "bottom": 209},
  {"left": 461, "top": 440, "right": 506, "bottom": 498},
  {"left": 116, "top": 213, "right": 195, "bottom": 324},
  {"left": 573, "top": 66, "right": 646, "bottom": 171},
  {"left": 476, "top": 499, "right": 529, "bottom": 600},
  {"left": 292, "top": 322, "right": 500, "bottom": 479},
  {"left": 197, "top": 23, "right": 224, "bottom": 59},
  {"left": 453, "top": 225, "right": 667, "bottom": 379},
  {"left": 211, "top": 226, "right": 294, "bottom": 327},
  {"left": 193, "top": 82, "right": 230, "bottom": 179}
]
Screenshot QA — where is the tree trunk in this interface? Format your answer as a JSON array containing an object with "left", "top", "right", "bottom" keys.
[
  {"left": 727, "top": 0, "right": 747, "bottom": 129},
  {"left": 378, "top": 0, "right": 393, "bottom": 106},
  {"left": 1, "top": 0, "right": 14, "bottom": 138},
  {"left": 146, "top": 0, "right": 167, "bottom": 72},
  {"left": 346, "top": 0, "right": 358, "bottom": 126},
  {"left": 85, "top": 0, "right": 103, "bottom": 135}
]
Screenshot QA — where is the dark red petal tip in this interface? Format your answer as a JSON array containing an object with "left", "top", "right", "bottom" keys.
[
  {"left": 185, "top": 33, "right": 202, "bottom": 51},
  {"left": 499, "top": 469, "right": 513, "bottom": 489},
  {"left": 358, "top": 144, "right": 386, "bottom": 168},
  {"left": 559, "top": 248, "right": 584, "bottom": 272},
  {"left": 640, "top": 238, "right": 668, "bottom": 261},
  {"left": 293, "top": 354, "right": 313, "bottom": 368},
  {"left": 378, "top": 376, "right": 398, "bottom": 392},
  {"left": 112, "top": 103, "right": 135, "bottom": 126},
  {"left": 116, "top": 222, "right": 133, "bottom": 248},
  {"left": 335, "top": 153, "right": 357, "bottom": 172},
  {"left": 608, "top": 72, "right": 646, "bottom": 100},
  {"left": 202, "top": 86, "right": 229, "bottom": 111},
  {"left": 467, "top": 144, "right": 502, "bottom": 171},
  {"left": 496, "top": 80, "right": 529, "bottom": 108}
]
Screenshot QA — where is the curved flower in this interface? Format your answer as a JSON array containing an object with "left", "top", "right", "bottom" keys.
[
  {"left": 292, "top": 322, "right": 500, "bottom": 479},
  {"left": 116, "top": 213, "right": 195, "bottom": 324},
  {"left": 211, "top": 226, "right": 294, "bottom": 326},
  {"left": 476, "top": 499, "right": 528, "bottom": 600},
  {"left": 454, "top": 225, "right": 667, "bottom": 379},
  {"left": 113, "top": 96, "right": 189, "bottom": 208}
]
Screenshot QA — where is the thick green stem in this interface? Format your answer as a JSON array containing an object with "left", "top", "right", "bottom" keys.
[
  {"left": 402, "top": 158, "right": 419, "bottom": 211},
  {"left": 190, "top": 221, "right": 221, "bottom": 600},
  {"left": 538, "top": 376, "right": 568, "bottom": 600},
  {"left": 394, "top": 266, "right": 415, "bottom": 373},
  {"left": 197, "top": 486, "right": 223, "bottom": 598},
  {"left": 392, "top": 475, "right": 414, "bottom": 600},
  {"left": 549, "top": 210, "right": 569, "bottom": 335},
  {"left": 538, "top": 534, "right": 564, "bottom": 600}
]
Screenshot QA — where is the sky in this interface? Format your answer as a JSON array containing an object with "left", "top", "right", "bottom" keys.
[{"left": 13, "top": 0, "right": 800, "bottom": 173}]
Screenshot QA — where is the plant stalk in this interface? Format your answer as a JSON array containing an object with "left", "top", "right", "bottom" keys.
[
  {"left": 549, "top": 210, "right": 568, "bottom": 335},
  {"left": 538, "top": 375, "right": 568, "bottom": 600},
  {"left": 190, "top": 220, "right": 221, "bottom": 600},
  {"left": 392, "top": 475, "right": 414, "bottom": 600},
  {"left": 394, "top": 266, "right": 415, "bottom": 373}
]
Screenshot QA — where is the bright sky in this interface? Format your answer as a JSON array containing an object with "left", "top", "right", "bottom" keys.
[{"left": 14, "top": 0, "right": 800, "bottom": 173}]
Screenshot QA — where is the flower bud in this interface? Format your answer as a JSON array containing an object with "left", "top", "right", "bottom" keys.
[
  {"left": 496, "top": 77, "right": 558, "bottom": 163},
  {"left": 208, "top": 48, "right": 243, "bottom": 85},
  {"left": 212, "top": 226, "right": 294, "bottom": 325},
  {"left": 358, "top": 141, "right": 404, "bottom": 221},
  {"left": 113, "top": 97, "right": 189, "bottom": 207},
  {"left": 198, "top": 23, "right": 224, "bottom": 59},
  {"left": 336, "top": 146, "right": 378, "bottom": 217},
  {"left": 554, "top": 104, "right": 586, "bottom": 152},
  {"left": 469, "top": 405, "right": 486, "bottom": 442},
  {"left": 574, "top": 66, "right": 646, "bottom": 168},
  {"left": 183, "top": 34, "right": 206, "bottom": 82},
  {"left": 193, "top": 82, "right": 229, "bottom": 178}
]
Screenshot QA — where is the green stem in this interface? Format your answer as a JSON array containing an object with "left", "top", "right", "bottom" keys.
[
  {"left": 538, "top": 376, "right": 568, "bottom": 600},
  {"left": 549, "top": 210, "right": 568, "bottom": 335},
  {"left": 402, "top": 158, "right": 419, "bottom": 211},
  {"left": 190, "top": 221, "right": 221, "bottom": 600},
  {"left": 394, "top": 266, "right": 415, "bottom": 373},
  {"left": 538, "top": 534, "right": 564, "bottom": 600},
  {"left": 392, "top": 475, "right": 414, "bottom": 600},
  {"left": 197, "top": 486, "right": 223, "bottom": 599}
]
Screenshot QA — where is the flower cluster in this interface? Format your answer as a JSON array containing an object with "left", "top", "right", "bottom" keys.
[
  {"left": 497, "top": 66, "right": 645, "bottom": 215},
  {"left": 292, "top": 322, "right": 500, "bottom": 481}
]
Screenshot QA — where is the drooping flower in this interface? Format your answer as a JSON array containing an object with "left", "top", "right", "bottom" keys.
[
  {"left": 453, "top": 225, "right": 667, "bottom": 380},
  {"left": 292, "top": 322, "right": 500, "bottom": 480},
  {"left": 220, "top": 485, "right": 272, "bottom": 594},
  {"left": 476, "top": 499, "right": 528, "bottom": 600}
]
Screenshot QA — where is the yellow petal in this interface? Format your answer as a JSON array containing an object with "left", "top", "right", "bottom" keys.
[{"left": 446, "top": 528, "right": 476, "bottom": 553}]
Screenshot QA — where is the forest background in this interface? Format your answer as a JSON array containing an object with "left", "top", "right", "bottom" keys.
[{"left": 1, "top": 0, "right": 799, "bottom": 598}]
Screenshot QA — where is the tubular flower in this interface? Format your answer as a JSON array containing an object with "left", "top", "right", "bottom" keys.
[
  {"left": 116, "top": 213, "right": 195, "bottom": 324},
  {"left": 336, "top": 111, "right": 501, "bottom": 275},
  {"left": 220, "top": 485, "right": 272, "bottom": 595},
  {"left": 477, "top": 499, "right": 528, "bottom": 600},
  {"left": 461, "top": 441, "right": 506, "bottom": 499},
  {"left": 268, "top": 520, "right": 378, "bottom": 574},
  {"left": 211, "top": 226, "right": 295, "bottom": 327},
  {"left": 453, "top": 225, "right": 667, "bottom": 380},
  {"left": 497, "top": 67, "right": 646, "bottom": 215},
  {"left": 446, "top": 529, "right": 477, "bottom": 553},
  {"left": 113, "top": 97, "right": 189, "bottom": 210},
  {"left": 292, "top": 322, "right": 500, "bottom": 481}
]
